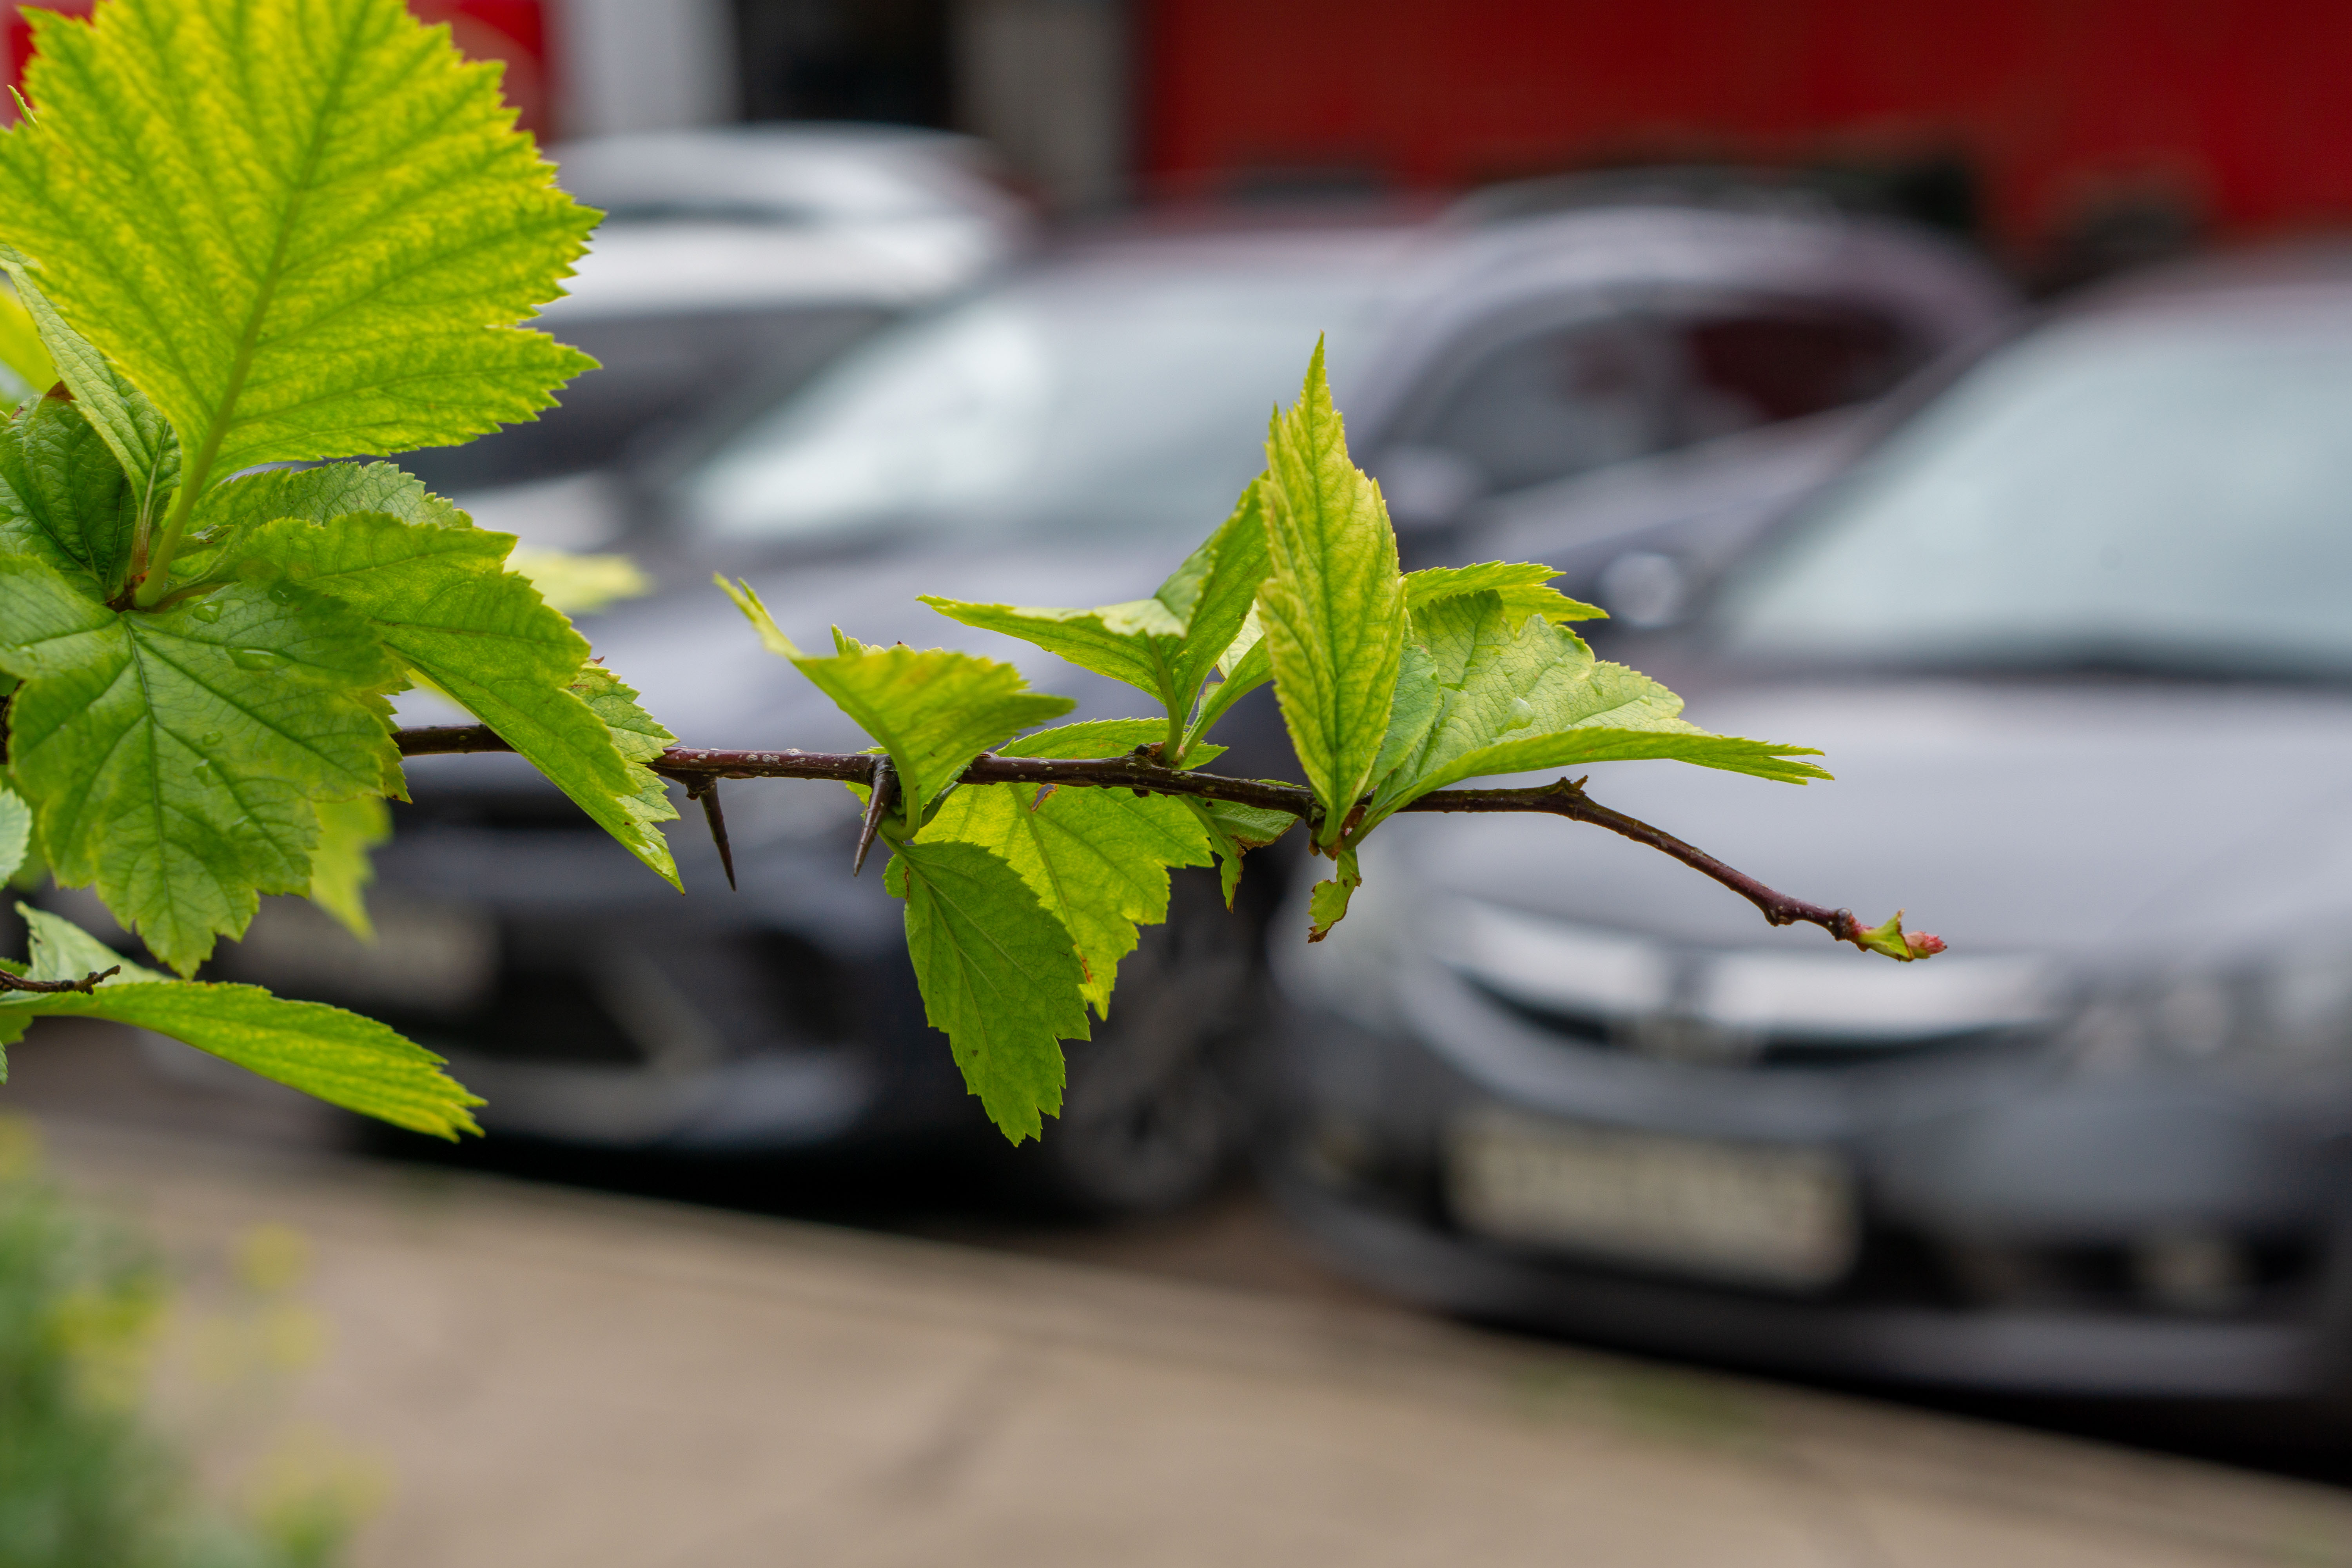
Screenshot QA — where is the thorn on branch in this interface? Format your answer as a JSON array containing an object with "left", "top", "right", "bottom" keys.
[
  {"left": 852, "top": 757, "right": 897, "bottom": 877},
  {"left": 685, "top": 778, "right": 737, "bottom": 891}
]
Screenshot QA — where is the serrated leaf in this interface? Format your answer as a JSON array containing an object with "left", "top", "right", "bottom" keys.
[
  {"left": 0, "top": 555, "right": 401, "bottom": 973},
  {"left": 1259, "top": 341, "right": 1407, "bottom": 847},
  {"left": 1360, "top": 591, "right": 1829, "bottom": 832},
  {"left": 887, "top": 838, "right": 1090, "bottom": 1143},
  {"left": 1187, "top": 796, "right": 1299, "bottom": 908},
  {"left": 0, "top": 387, "right": 143, "bottom": 599},
  {"left": 1164, "top": 475, "right": 1273, "bottom": 739},
  {"left": 3, "top": 906, "right": 480, "bottom": 1137},
  {"left": 233, "top": 510, "right": 675, "bottom": 886},
  {"left": 0, "top": 785, "right": 31, "bottom": 885},
  {"left": 924, "top": 721, "right": 1214, "bottom": 1017},
  {"left": 1405, "top": 561, "right": 1603, "bottom": 624},
  {"left": 919, "top": 593, "right": 1185, "bottom": 709},
  {"left": 567, "top": 661, "right": 680, "bottom": 849},
  {"left": 0, "top": 258, "right": 178, "bottom": 529},
  {"left": 0, "top": 0, "right": 598, "bottom": 506},
  {"left": 307, "top": 794, "right": 388, "bottom": 942},
  {"left": 192, "top": 459, "right": 456, "bottom": 540},
  {"left": 1307, "top": 846, "right": 1361, "bottom": 942},
  {"left": 723, "top": 585, "right": 1074, "bottom": 830}
]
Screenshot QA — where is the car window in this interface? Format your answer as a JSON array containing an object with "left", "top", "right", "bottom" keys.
[
  {"left": 1675, "top": 307, "right": 1911, "bottom": 444},
  {"left": 1716, "top": 309, "right": 2352, "bottom": 676},
  {"left": 1403, "top": 318, "right": 1677, "bottom": 495},
  {"left": 1396, "top": 303, "right": 1913, "bottom": 502},
  {"left": 675, "top": 267, "right": 1389, "bottom": 546}
]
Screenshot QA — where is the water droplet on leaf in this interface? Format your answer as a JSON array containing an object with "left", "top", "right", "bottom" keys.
[
  {"left": 1509, "top": 697, "right": 1536, "bottom": 723},
  {"left": 229, "top": 648, "right": 287, "bottom": 671},
  {"left": 200, "top": 730, "right": 223, "bottom": 747},
  {"left": 191, "top": 599, "right": 224, "bottom": 623}
]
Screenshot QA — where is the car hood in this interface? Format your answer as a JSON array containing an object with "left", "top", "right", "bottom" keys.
[{"left": 1387, "top": 678, "right": 2352, "bottom": 972}]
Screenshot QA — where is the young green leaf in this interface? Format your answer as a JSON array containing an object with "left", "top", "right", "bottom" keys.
[
  {"left": 0, "top": 388, "right": 144, "bottom": 599},
  {"left": 1187, "top": 628, "right": 1272, "bottom": 750},
  {"left": 1360, "top": 591, "right": 1828, "bottom": 835},
  {"left": 0, "top": 555, "right": 402, "bottom": 974},
  {"left": 923, "top": 721, "right": 1214, "bottom": 1017},
  {"left": 0, "top": 785, "right": 30, "bottom": 886},
  {"left": 233, "top": 510, "right": 676, "bottom": 886},
  {"left": 1161, "top": 475, "right": 1273, "bottom": 744},
  {"left": 1187, "top": 796, "right": 1299, "bottom": 909},
  {"left": 307, "top": 795, "right": 389, "bottom": 942},
  {"left": 2, "top": 906, "right": 482, "bottom": 1138},
  {"left": 0, "top": 0, "right": 598, "bottom": 598},
  {"left": 887, "top": 838, "right": 1091, "bottom": 1143},
  {"left": 0, "top": 258, "right": 176, "bottom": 524},
  {"left": 0, "top": 281, "right": 56, "bottom": 395},
  {"left": 1404, "top": 561, "right": 1603, "bottom": 624},
  {"left": 720, "top": 583, "right": 1075, "bottom": 830},
  {"left": 1258, "top": 341, "right": 1408, "bottom": 847},
  {"left": 918, "top": 593, "right": 1187, "bottom": 711},
  {"left": 511, "top": 549, "right": 653, "bottom": 615},
  {"left": 1306, "top": 846, "right": 1362, "bottom": 942}
]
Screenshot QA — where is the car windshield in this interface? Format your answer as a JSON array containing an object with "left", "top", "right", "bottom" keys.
[
  {"left": 1716, "top": 302, "right": 2352, "bottom": 676},
  {"left": 672, "top": 263, "right": 1389, "bottom": 546}
]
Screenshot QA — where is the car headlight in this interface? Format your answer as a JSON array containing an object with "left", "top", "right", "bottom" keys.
[{"left": 2062, "top": 949, "right": 2352, "bottom": 1080}]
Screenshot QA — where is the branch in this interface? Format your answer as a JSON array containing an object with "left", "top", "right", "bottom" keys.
[
  {"left": 392, "top": 726, "right": 1941, "bottom": 958},
  {"left": 1, "top": 964, "right": 120, "bottom": 995}
]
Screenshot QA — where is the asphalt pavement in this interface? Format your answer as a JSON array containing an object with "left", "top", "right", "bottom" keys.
[{"left": 10, "top": 1023, "right": 2352, "bottom": 1566}]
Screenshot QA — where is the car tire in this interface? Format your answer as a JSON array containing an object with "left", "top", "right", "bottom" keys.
[{"left": 1023, "top": 870, "right": 1258, "bottom": 1218}]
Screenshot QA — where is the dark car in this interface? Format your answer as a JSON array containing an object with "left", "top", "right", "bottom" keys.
[
  {"left": 189, "top": 200, "right": 2011, "bottom": 1214},
  {"left": 1264, "top": 246, "right": 2352, "bottom": 1396}
]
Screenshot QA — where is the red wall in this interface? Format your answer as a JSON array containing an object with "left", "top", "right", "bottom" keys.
[
  {"left": 4, "top": 1, "right": 554, "bottom": 137},
  {"left": 1140, "top": 0, "right": 2352, "bottom": 253}
]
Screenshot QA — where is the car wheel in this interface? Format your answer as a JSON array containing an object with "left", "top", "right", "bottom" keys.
[{"left": 1026, "top": 871, "right": 1258, "bottom": 1217}]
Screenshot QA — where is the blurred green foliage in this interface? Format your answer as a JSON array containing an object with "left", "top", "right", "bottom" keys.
[{"left": 0, "top": 1120, "right": 356, "bottom": 1568}]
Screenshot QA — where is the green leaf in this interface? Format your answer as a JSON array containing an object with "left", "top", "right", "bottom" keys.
[
  {"left": 1405, "top": 561, "right": 1603, "bottom": 624},
  {"left": 566, "top": 661, "right": 681, "bottom": 852},
  {"left": 1188, "top": 630, "right": 1272, "bottom": 749},
  {"left": 307, "top": 794, "right": 388, "bottom": 942},
  {"left": 0, "top": 388, "right": 143, "bottom": 600},
  {"left": 1306, "top": 846, "right": 1362, "bottom": 942},
  {"left": 3, "top": 906, "right": 480, "bottom": 1138},
  {"left": 0, "top": 260, "right": 178, "bottom": 524},
  {"left": 920, "top": 593, "right": 1186, "bottom": 711},
  {"left": 0, "top": 282, "right": 56, "bottom": 395},
  {"left": 0, "top": 555, "right": 401, "bottom": 974},
  {"left": 233, "top": 510, "right": 675, "bottom": 886},
  {"left": 1187, "top": 796, "right": 1299, "bottom": 909},
  {"left": 0, "top": 0, "right": 598, "bottom": 510},
  {"left": 1162, "top": 475, "right": 1273, "bottom": 742},
  {"left": 1259, "top": 341, "right": 1408, "bottom": 847},
  {"left": 887, "top": 838, "right": 1090, "bottom": 1144},
  {"left": 0, "top": 784, "right": 31, "bottom": 886},
  {"left": 722, "top": 583, "right": 1075, "bottom": 831},
  {"left": 1361, "top": 591, "right": 1829, "bottom": 833},
  {"left": 923, "top": 721, "right": 1214, "bottom": 1017}
]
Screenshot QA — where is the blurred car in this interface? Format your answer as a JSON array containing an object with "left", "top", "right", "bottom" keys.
[
  {"left": 196, "top": 200, "right": 2011, "bottom": 1214},
  {"left": 1265, "top": 246, "right": 2352, "bottom": 1397},
  {"left": 400, "top": 125, "right": 1032, "bottom": 511}
]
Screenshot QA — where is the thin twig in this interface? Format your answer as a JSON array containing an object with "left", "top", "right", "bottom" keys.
[
  {"left": 0, "top": 964, "right": 120, "bottom": 995},
  {"left": 392, "top": 726, "right": 1929, "bottom": 955}
]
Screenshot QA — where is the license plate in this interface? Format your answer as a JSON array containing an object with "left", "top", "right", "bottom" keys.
[
  {"left": 1448, "top": 1111, "right": 1857, "bottom": 1289},
  {"left": 223, "top": 893, "right": 497, "bottom": 1014}
]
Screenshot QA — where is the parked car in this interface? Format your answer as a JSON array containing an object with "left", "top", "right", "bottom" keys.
[
  {"left": 399, "top": 125, "right": 1033, "bottom": 508},
  {"left": 187, "top": 200, "right": 2011, "bottom": 1214},
  {"left": 1265, "top": 245, "right": 2352, "bottom": 1396}
]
